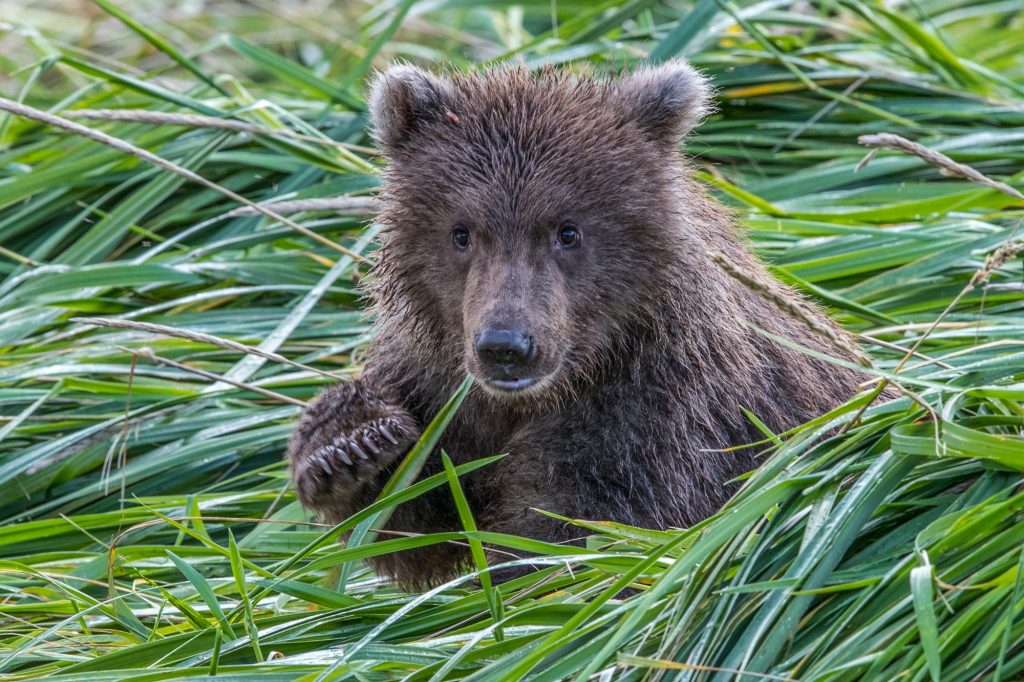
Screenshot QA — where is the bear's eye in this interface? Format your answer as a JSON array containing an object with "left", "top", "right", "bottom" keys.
[
  {"left": 556, "top": 221, "right": 581, "bottom": 249},
  {"left": 452, "top": 226, "right": 471, "bottom": 250}
]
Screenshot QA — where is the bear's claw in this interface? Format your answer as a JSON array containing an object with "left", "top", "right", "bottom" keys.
[
  {"left": 379, "top": 425, "right": 398, "bottom": 445},
  {"left": 315, "top": 454, "right": 333, "bottom": 475},
  {"left": 307, "top": 417, "right": 413, "bottom": 487}
]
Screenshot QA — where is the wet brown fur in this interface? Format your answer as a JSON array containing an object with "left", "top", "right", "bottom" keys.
[{"left": 288, "top": 62, "right": 867, "bottom": 588}]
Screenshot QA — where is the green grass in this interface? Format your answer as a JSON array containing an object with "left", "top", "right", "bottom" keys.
[{"left": 1, "top": 1, "right": 1022, "bottom": 679}]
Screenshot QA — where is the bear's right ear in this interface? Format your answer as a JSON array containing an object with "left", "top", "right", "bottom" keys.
[{"left": 368, "top": 64, "right": 454, "bottom": 155}]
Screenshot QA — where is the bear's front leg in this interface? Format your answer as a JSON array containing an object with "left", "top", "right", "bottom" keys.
[{"left": 288, "top": 380, "right": 421, "bottom": 524}]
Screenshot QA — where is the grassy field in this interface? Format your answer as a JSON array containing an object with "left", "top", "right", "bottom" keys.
[{"left": 1, "top": 0, "right": 1023, "bottom": 679}]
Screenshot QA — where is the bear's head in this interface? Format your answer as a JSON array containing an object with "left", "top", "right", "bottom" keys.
[{"left": 367, "top": 62, "right": 712, "bottom": 403}]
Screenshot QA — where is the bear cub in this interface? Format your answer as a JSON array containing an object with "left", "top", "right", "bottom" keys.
[{"left": 288, "top": 61, "right": 865, "bottom": 587}]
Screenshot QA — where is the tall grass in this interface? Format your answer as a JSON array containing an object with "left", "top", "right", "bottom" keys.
[{"left": 0, "top": 1, "right": 1022, "bottom": 679}]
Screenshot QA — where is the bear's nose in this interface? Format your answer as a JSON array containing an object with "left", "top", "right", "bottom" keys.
[{"left": 475, "top": 328, "right": 534, "bottom": 368}]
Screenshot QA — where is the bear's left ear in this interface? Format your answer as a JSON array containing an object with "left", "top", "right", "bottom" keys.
[
  {"left": 615, "top": 60, "right": 713, "bottom": 144},
  {"left": 367, "top": 63, "right": 454, "bottom": 156}
]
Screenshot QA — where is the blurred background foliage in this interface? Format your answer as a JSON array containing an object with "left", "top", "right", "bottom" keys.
[{"left": 0, "top": 0, "right": 1022, "bottom": 679}]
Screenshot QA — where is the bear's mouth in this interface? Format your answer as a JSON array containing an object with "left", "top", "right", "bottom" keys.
[
  {"left": 476, "top": 370, "right": 562, "bottom": 399},
  {"left": 483, "top": 377, "right": 537, "bottom": 392}
]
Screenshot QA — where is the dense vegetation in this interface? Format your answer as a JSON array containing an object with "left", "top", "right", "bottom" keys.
[{"left": 1, "top": 0, "right": 1022, "bottom": 679}]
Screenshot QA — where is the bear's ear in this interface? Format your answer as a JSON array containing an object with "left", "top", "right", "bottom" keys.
[
  {"left": 367, "top": 64, "right": 454, "bottom": 155},
  {"left": 615, "top": 60, "right": 713, "bottom": 144}
]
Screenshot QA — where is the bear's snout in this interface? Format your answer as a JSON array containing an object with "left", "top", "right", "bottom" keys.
[{"left": 475, "top": 327, "right": 534, "bottom": 367}]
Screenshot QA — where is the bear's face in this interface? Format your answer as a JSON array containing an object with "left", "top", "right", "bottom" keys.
[{"left": 369, "top": 63, "right": 710, "bottom": 401}]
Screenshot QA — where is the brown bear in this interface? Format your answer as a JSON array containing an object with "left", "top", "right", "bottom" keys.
[{"left": 288, "top": 61, "right": 866, "bottom": 587}]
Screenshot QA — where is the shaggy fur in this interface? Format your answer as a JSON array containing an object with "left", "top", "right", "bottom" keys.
[{"left": 288, "top": 61, "right": 866, "bottom": 588}]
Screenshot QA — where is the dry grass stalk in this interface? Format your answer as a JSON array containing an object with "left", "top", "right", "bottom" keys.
[
  {"left": 75, "top": 317, "right": 345, "bottom": 380},
  {"left": 0, "top": 96, "right": 370, "bottom": 264},
  {"left": 971, "top": 240, "right": 1024, "bottom": 286},
  {"left": 124, "top": 346, "right": 308, "bottom": 407},
  {"left": 223, "top": 197, "right": 376, "bottom": 217},
  {"left": 857, "top": 133, "right": 1024, "bottom": 200},
  {"left": 64, "top": 108, "right": 379, "bottom": 155},
  {"left": 706, "top": 250, "right": 874, "bottom": 367}
]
